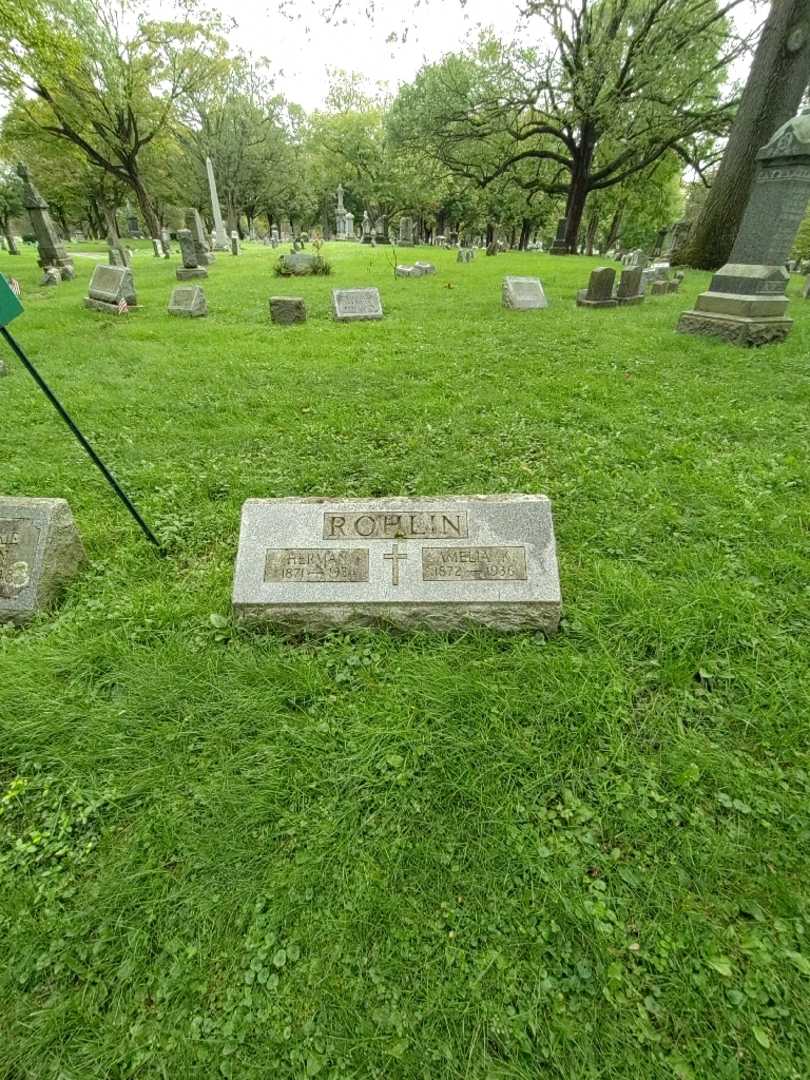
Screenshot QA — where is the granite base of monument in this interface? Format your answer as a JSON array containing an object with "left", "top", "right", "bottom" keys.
[
  {"left": 676, "top": 309, "right": 792, "bottom": 347},
  {"left": 176, "top": 267, "right": 208, "bottom": 281},
  {"left": 0, "top": 498, "right": 85, "bottom": 626},
  {"left": 232, "top": 495, "right": 561, "bottom": 633}
]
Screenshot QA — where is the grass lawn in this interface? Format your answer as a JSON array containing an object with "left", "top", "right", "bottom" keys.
[{"left": 1, "top": 240, "right": 809, "bottom": 1079}]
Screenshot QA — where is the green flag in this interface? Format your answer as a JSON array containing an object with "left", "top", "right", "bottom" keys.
[{"left": 0, "top": 273, "right": 23, "bottom": 328}]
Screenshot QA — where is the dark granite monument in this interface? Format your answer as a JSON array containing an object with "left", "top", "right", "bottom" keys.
[{"left": 677, "top": 107, "right": 810, "bottom": 346}]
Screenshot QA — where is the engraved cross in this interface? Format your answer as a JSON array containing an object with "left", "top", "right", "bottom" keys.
[{"left": 383, "top": 542, "right": 408, "bottom": 586}]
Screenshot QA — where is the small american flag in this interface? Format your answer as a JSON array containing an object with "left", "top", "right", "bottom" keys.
[
  {"left": 117, "top": 297, "right": 128, "bottom": 314},
  {"left": 8, "top": 278, "right": 20, "bottom": 297}
]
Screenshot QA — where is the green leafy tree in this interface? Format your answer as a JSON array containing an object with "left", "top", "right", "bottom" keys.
[
  {"left": 393, "top": 1, "right": 753, "bottom": 252},
  {"left": 0, "top": 0, "right": 230, "bottom": 237}
]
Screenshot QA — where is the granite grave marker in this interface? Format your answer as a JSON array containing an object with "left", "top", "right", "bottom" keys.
[
  {"left": 0, "top": 498, "right": 85, "bottom": 626},
  {"left": 332, "top": 288, "right": 383, "bottom": 322},
  {"left": 232, "top": 495, "right": 561, "bottom": 633},
  {"left": 502, "top": 276, "right": 548, "bottom": 310}
]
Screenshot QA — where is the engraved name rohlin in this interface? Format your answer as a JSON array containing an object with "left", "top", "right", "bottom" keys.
[{"left": 324, "top": 511, "right": 467, "bottom": 540}]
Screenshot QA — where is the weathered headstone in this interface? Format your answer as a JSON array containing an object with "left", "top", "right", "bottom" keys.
[
  {"left": 84, "top": 264, "right": 136, "bottom": 314},
  {"left": 232, "top": 495, "right": 561, "bottom": 633},
  {"left": 271, "top": 226, "right": 279, "bottom": 249},
  {"left": 16, "top": 163, "right": 74, "bottom": 277},
  {"left": 550, "top": 219, "right": 568, "bottom": 255},
  {"left": 502, "top": 276, "right": 548, "bottom": 310},
  {"left": 230, "top": 231, "right": 240, "bottom": 256},
  {"left": 398, "top": 216, "right": 415, "bottom": 246},
  {"left": 332, "top": 288, "right": 383, "bottom": 322},
  {"left": 151, "top": 237, "right": 163, "bottom": 258},
  {"left": 185, "top": 209, "right": 213, "bottom": 266},
  {"left": 361, "top": 211, "right": 372, "bottom": 244},
  {"left": 395, "top": 264, "right": 425, "bottom": 278},
  {"left": 107, "top": 234, "right": 131, "bottom": 268},
  {"left": 270, "top": 297, "right": 307, "bottom": 325},
  {"left": 576, "top": 267, "right": 617, "bottom": 308},
  {"left": 40, "top": 267, "right": 61, "bottom": 287},
  {"left": 0, "top": 498, "right": 85, "bottom": 626},
  {"left": 176, "top": 229, "right": 208, "bottom": 280},
  {"left": 615, "top": 267, "right": 644, "bottom": 305},
  {"left": 161, "top": 228, "right": 172, "bottom": 255},
  {"left": 456, "top": 248, "right": 475, "bottom": 263},
  {"left": 414, "top": 261, "right": 436, "bottom": 275},
  {"left": 678, "top": 107, "right": 810, "bottom": 346},
  {"left": 168, "top": 285, "right": 207, "bottom": 318},
  {"left": 280, "top": 252, "right": 320, "bottom": 275}
]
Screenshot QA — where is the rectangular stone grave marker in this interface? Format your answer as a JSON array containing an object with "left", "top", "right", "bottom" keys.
[
  {"left": 168, "top": 285, "right": 207, "bottom": 318},
  {"left": 615, "top": 267, "right": 644, "bottom": 305},
  {"left": 232, "top": 495, "right": 561, "bottom": 632},
  {"left": 502, "top": 276, "right": 548, "bottom": 310},
  {"left": 270, "top": 297, "right": 307, "bottom": 324},
  {"left": 332, "top": 287, "right": 383, "bottom": 322},
  {"left": 577, "top": 267, "right": 616, "bottom": 308},
  {"left": 0, "top": 498, "right": 85, "bottom": 626},
  {"left": 84, "top": 264, "right": 136, "bottom": 314}
]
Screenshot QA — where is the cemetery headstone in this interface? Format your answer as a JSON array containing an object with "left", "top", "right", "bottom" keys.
[
  {"left": 0, "top": 497, "right": 85, "bottom": 626},
  {"left": 176, "top": 229, "right": 208, "bottom": 280},
  {"left": 16, "top": 163, "right": 74, "bottom": 278},
  {"left": 230, "top": 231, "right": 240, "bottom": 256},
  {"left": 576, "top": 267, "right": 617, "bottom": 308},
  {"left": 107, "top": 234, "right": 131, "bottom": 268},
  {"left": 678, "top": 107, "right": 810, "bottom": 346},
  {"left": 280, "top": 252, "right": 320, "bottom": 275},
  {"left": 550, "top": 218, "right": 568, "bottom": 254},
  {"left": 232, "top": 495, "right": 561, "bottom": 633},
  {"left": 185, "top": 208, "right": 213, "bottom": 266},
  {"left": 168, "top": 285, "right": 207, "bottom": 318},
  {"left": 84, "top": 264, "right": 136, "bottom": 314},
  {"left": 395, "top": 265, "right": 424, "bottom": 278},
  {"left": 161, "top": 228, "right": 172, "bottom": 255},
  {"left": 271, "top": 226, "right": 279, "bottom": 249},
  {"left": 398, "top": 216, "right": 415, "bottom": 246},
  {"left": 270, "top": 297, "right": 307, "bottom": 325},
  {"left": 615, "top": 267, "right": 644, "bottom": 305},
  {"left": 332, "top": 288, "right": 383, "bottom": 322},
  {"left": 414, "top": 261, "right": 436, "bottom": 275},
  {"left": 502, "top": 276, "right": 548, "bottom": 311},
  {"left": 456, "top": 248, "right": 475, "bottom": 263},
  {"left": 40, "top": 267, "right": 61, "bottom": 287},
  {"left": 361, "top": 211, "right": 372, "bottom": 244},
  {"left": 151, "top": 237, "right": 163, "bottom": 258}
]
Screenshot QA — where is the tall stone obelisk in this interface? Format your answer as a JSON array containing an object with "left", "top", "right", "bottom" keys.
[{"left": 206, "top": 157, "right": 230, "bottom": 252}]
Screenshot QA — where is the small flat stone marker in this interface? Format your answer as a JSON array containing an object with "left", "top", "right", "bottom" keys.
[
  {"left": 168, "top": 285, "right": 207, "bottom": 318},
  {"left": 502, "top": 276, "right": 547, "bottom": 310},
  {"left": 270, "top": 297, "right": 307, "bottom": 325},
  {"left": 232, "top": 495, "right": 561, "bottom": 633},
  {"left": 332, "top": 288, "right": 383, "bottom": 322},
  {"left": 84, "top": 264, "right": 136, "bottom": 314},
  {"left": 0, "top": 497, "right": 85, "bottom": 626},
  {"left": 414, "top": 262, "right": 436, "bottom": 274}
]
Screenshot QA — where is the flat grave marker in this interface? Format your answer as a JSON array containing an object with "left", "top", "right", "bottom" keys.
[
  {"left": 502, "top": 276, "right": 548, "bottom": 310},
  {"left": 233, "top": 495, "right": 561, "bottom": 633},
  {"left": 332, "top": 287, "right": 383, "bottom": 322}
]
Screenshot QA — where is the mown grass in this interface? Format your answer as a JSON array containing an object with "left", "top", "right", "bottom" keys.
[{"left": 1, "top": 240, "right": 809, "bottom": 1079}]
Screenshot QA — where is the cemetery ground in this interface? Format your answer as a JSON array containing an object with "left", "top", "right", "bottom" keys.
[{"left": 1, "top": 241, "right": 809, "bottom": 1080}]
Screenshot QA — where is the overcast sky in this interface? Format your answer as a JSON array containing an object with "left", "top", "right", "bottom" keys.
[{"left": 214, "top": 0, "right": 762, "bottom": 112}]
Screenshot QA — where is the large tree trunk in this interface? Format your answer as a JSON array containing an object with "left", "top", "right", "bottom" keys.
[
  {"left": 676, "top": 1, "right": 810, "bottom": 269},
  {"left": 605, "top": 208, "right": 623, "bottom": 250},
  {"left": 564, "top": 131, "right": 596, "bottom": 252},
  {"left": 128, "top": 172, "right": 161, "bottom": 239},
  {"left": 4, "top": 226, "right": 19, "bottom": 255},
  {"left": 585, "top": 210, "right": 599, "bottom": 255},
  {"left": 519, "top": 218, "right": 531, "bottom": 249}
]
